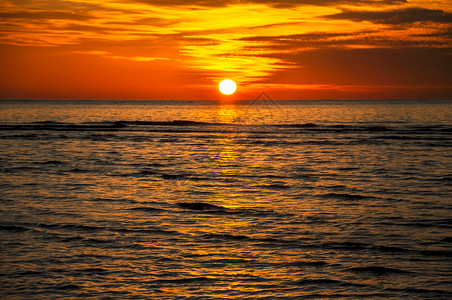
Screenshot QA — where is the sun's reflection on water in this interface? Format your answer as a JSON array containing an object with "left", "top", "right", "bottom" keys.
[{"left": 215, "top": 103, "right": 240, "bottom": 124}]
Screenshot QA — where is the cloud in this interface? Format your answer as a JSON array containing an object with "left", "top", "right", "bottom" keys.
[
  {"left": 326, "top": 7, "right": 452, "bottom": 25},
  {"left": 259, "top": 46, "right": 452, "bottom": 87},
  {"left": 133, "top": 0, "right": 407, "bottom": 8},
  {"left": 105, "top": 17, "right": 181, "bottom": 27},
  {"left": 0, "top": 10, "right": 90, "bottom": 21},
  {"left": 73, "top": 50, "right": 170, "bottom": 61},
  {"left": 250, "top": 0, "right": 407, "bottom": 7},
  {"left": 239, "top": 28, "right": 452, "bottom": 52}
]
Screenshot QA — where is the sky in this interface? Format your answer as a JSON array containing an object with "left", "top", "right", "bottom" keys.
[{"left": 1, "top": 0, "right": 451, "bottom": 100}]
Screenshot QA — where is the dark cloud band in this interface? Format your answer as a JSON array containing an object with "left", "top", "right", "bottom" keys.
[
  {"left": 134, "top": 0, "right": 406, "bottom": 8},
  {"left": 326, "top": 7, "right": 452, "bottom": 25}
]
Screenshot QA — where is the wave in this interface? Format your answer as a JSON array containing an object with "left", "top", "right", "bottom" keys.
[
  {"left": 288, "top": 261, "right": 329, "bottom": 267},
  {"left": 295, "top": 278, "right": 341, "bottom": 285},
  {"left": 147, "top": 277, "right": 216, "bottom": 285},
  {"left": 200, "top": 232, "right": 299, "bottom": 247},
  {"left": 38, "top": 223, "right": 104, "bottom": 232},
  {"left": 1, "top": 120, "right": 450, "bottom": 136},
  {"left": 177, "top": 202, "right": 226, "bottom": 211},
  {"left": 277, "top": 123, "right": 317, "bottom": 128},
  {"left": 36, "top": 220, "right": 178, "bottom": 237},
  {"left": 92, "top": 197, "right": 138, "bottom": 204},
  {"left": 117, "top": 169, "right": 212, "bottom": 181},
  {"left": 17, "top": 270, "right": 44, "bottom": 276},
  {"left": 175, "top": 202, "right": 281, "bottom": 217},
  {"left": 327, "top": 241, "right": 415, "bottom": 253},
  {"left": 129, "top": 207, "right": 164, "bottom": 213},
  {"left": 399, "top": 218, "right": 452, "bottom": 229},
  {"left": 114, "top": 227, "right": 179, "bottom": 236},
  {"left": 385, "top": 286, "right": 452, "bottom": 297},
  {"left": 54, "top": 284, "right": 82, "bottom": 290},
  {"left": 348, "top": 266, "right": 411, "bottom": 275},
  {"left": 201, "top": 233, "right": 250, "bottom": 241},
  {"left": 420, "top": 249, "right": 452, "bottom": 257},
  {"left": 319, "top": 192, "right": 380, "bottom": 201},
  {"left": 74, "top": 267, "right": 110, "bottom": 275},
  {"left": 0, "top": 120, "right": 218, "bottom": 133},
  {"left": 37, "top": 160, "right": 65, "bottom": 165},
  {"left": 161, "top": 173, "right": 188, "bottom": 180},
  {"left": 207, "top": 258, "right": 254, "bottom": 264},
  {"left": 0, "top": 224, "right": 30, "bottom": 232},
  {"left": 115, "top": 120, "right": 212, "bottom": 126}
]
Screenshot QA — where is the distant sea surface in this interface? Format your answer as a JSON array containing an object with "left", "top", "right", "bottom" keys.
[{"left": 1, "top": 99, "right": 451, "bottom": 299}]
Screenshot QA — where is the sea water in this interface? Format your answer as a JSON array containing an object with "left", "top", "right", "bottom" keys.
[{"left": 0, "top": 99, "right": 451, "bottom": 299}]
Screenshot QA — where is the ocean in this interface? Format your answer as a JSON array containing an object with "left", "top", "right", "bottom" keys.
[{"left": 0, "top": 99, "right": 451, "bottom": 299}]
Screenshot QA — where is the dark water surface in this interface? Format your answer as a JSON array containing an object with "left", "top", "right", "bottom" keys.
[{"left": 1, "top": 99, "right": 451, "bottom": 299}]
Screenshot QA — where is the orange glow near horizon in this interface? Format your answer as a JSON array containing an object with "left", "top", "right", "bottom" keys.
[{"left": 0, "top": 0, "right": 451, "bottom": 100}]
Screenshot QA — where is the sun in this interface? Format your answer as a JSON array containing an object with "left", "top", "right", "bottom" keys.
[{"left": 219, "top": 79, "right": 237, "bottom": 95}]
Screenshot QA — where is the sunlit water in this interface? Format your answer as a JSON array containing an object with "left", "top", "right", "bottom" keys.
[{"left": 1, "top": 99, "right": 451, "bottom": 299}]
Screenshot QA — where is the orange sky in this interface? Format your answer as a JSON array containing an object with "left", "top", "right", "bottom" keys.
[{"left": 1, "top": 0, "right": 451, "bottom": 100}]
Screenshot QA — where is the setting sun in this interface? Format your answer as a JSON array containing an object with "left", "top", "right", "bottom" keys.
[{"left": 219, "top": 79, "right": 237, "bottom": 95}]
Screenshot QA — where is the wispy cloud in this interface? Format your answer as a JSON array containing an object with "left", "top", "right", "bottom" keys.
[{"left": 73, "top": 50, "right": 170, "bottom": 62}]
